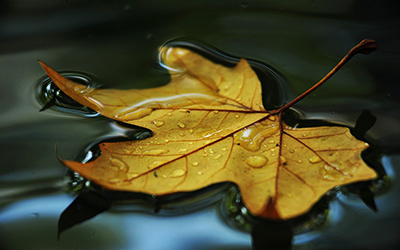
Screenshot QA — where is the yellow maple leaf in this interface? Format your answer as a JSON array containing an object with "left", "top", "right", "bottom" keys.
[{"left": 39, "top": 39, "right": 377, "bottom": 220}]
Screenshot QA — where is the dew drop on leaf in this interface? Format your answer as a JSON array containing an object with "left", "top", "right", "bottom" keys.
[
  {"left": 152, "top": 120, "right": 165, "bottom": 127},
  {"left": 214, "top": 154, "right": 222, "bottom": 159},
  {"left": 127, "top": 173, "right": 139, "bottom": 179},
  {"left": 148, "top": 160, "right": 161, "bottom": 169},
  {"left": 244, "top": 155, "right": 268, "bottom": 168},
  {"left": 191, "top": 161, "right": 199, "bottom": 166},
  {"left": 178, "top": 122, "right": 186, "bottom": 128},
  {"left": 170, "top": 169, "right": 186, "bottom": 178},
  {"left": 111, "top": 158, "right": 128, "bottom": 171},
  {"left": 108, "top": 178, "right": 123, "bottom": 184},
  {"left": 309, "top": 155, "right": 322, "bottom": 164},
  {"left": 280, "top": 156, "right": 287, "bottom": 164},
  {"left": 143, "top": 149, "right": 169, "bottom": 155}
]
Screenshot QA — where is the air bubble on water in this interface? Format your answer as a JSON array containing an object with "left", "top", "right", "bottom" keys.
[{"left": 31, "top": 212, "right": 40, "bottom": 218}]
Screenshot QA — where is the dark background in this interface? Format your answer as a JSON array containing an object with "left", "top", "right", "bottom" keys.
[{"left": 1, "top": 1, "right": 399, "bottom": 249}]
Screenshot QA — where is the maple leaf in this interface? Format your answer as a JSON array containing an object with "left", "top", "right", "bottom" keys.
[{"left": 38, "top": 39, "right": 377, "bottom": 220}]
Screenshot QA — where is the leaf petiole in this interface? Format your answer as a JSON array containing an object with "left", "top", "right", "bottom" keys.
[{"left": 275, "top": 39, "right": 377, "bottom": 114}]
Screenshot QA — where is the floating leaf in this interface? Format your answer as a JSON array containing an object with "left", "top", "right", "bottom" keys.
[{"left": 39, "top": 39, "right": 377, "bottom": 220}]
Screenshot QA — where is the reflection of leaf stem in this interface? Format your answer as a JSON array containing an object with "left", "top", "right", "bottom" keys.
[{"left": 275, "top": 39, "right": 377, "bottom": 114}]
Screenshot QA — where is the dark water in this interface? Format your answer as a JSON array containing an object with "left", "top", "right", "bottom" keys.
[{"left": 1, "top": 1, "right": 400, "bottom": 249}]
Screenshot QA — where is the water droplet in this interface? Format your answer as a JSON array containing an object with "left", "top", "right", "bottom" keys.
[
  {"left": 189, "top": 142, "right": 193, "bottom": 145},
  {"left": 178, "top": 148, "right": 188, "bottom": 153},
  {"left": 109, "top": 178, "right": 123, "bottom": 184},
  {"left": 214, "top": 154, "right": 222, "bottom": 159},
  {"left": 189, "top": 128, "right": 194, "bottom": 133},
  {"left": 234, "top": 114, "right": 240, "bottom": 119},
  {"left": 179, "top": 132, "right": 185, "bottom": 136},
  {"left": 197, "top": 171, "right": 203, "bottom": 175},
  {"left": 192, "top": 161, "right": 199, "bottom": 166},
  {"left": 170, "top": 169, "right": 186, "bottom": 178},
  {"left": 236, "top": 97, "right": 242, "bottom": 101},
  {"left": 143, "top": 149, "right": 169, "bottom": 155},
  {"left": 244, "top": 155, "right": 268, "bottom": 168},
  {"left": 139, "top": 145, "right": 143, "bottom": 149},
  {"left": 167, "top": 112, "right": 172, "bottom": 116},
  {"left": 309, "top": 155, "right": 321, "bottom": 163},
  {"left": 269, "top": 140, "right": 275, "bottom": 144},
  {"left": 234, "top": 123, "right": 279, "bottom": 152},
  {"left": 111, "top": 158, "right": 128, "bottom": 171},
  {"left": 152, "top": 120, "right": 165, "bottom": 127},
  {"left": 303, "top": 133, "right": 308, "bottom": 137},
  {"left": 164, "top": 139, "right": 169, "bottom": 143},
  {"left": 280, "top": 156, "right": 287, "bottom": 164},
  {"left": 268, "top": 115, "right": 276, "bottom": 121},
  {"left": 289, "top": 149, "right": 295, "bottom": 154},
  {"left": 127, "top": 173, "right": 139, "bottom": 179},
  {"left": 271, "top": 148, "right": 275, "bottom": 152},
  {"left": 298, "top": 159, "right": 302, "bottom": 163},
  {"left": 148, "top": 160, "right": 161, "bottom": 169},
  {"left": 209, "top": 148, "right": 214, "bottom": 154},
  {"left": 202, "top": 129, "right": 224, "bottom": 138},
  {"left": 178, "top": 122, "right": 186, "bottom": 128},
  {"left": 221, "top": 148, "right": 227, "bottom": 151},
  {"left": 178, "top": 109, "right": 189, "bottom": 113},
  {"left": 31, "top": 212, "right": 40, "bottom": 218},
  {"left": 213, "top": 110, "right": 219, "bottom": 114}
]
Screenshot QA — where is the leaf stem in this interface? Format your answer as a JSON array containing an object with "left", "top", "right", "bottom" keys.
[{"left": 276, "top": 39, "right": 377, "bottom": 113}]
